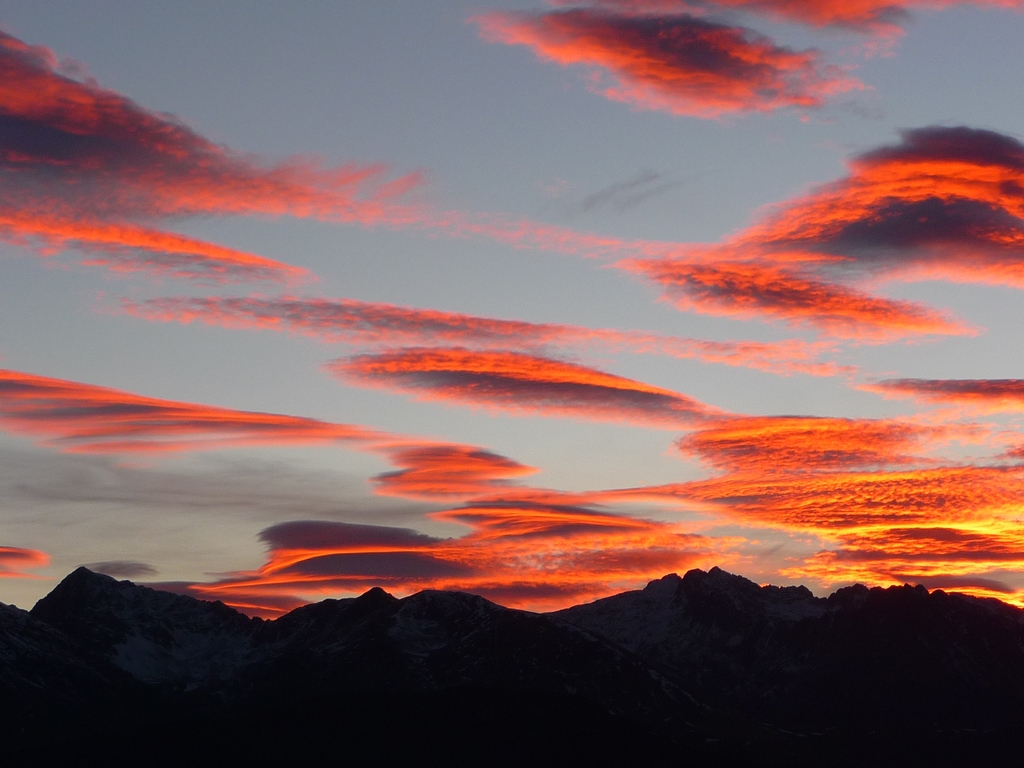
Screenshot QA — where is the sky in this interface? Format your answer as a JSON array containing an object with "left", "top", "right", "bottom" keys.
[{"left": 2, "top": 1, "right": 1024, "bottom": 616}]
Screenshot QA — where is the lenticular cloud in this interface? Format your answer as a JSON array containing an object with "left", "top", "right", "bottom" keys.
[{"left": 331, "top": 347, "right": 715, "bottom": 428}]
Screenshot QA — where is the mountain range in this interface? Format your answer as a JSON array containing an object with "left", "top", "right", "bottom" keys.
[{"left": 4, "top": 566, "right": 1024, "bottom": 766}]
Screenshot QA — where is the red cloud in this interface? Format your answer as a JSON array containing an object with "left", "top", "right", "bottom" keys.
[
  {"left": 119, "top": 295, "right": 849, "bottom": 377},
  {"left": 4, "top": 28, "right": 702, "bottom": 281},
  {"left": 0, "top": 546, "right": 49, "bottom": 578},
  {"left": 474, "top": 9, "right": 860, "bottom": 117},
  {"left": 331, "top": 347, "right": 716, "bottom": 428},
  {"left": 0, "top": 30, "right": 419, "bottom": 282},
  {"left": 10, "top": 368, "right": 1023, "bottom": 610},
  {"left": 621, "top": 126, "right": 1024, "bottom": 339}
]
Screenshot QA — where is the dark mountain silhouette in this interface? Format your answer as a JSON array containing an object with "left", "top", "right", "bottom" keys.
[
  {"left": 555, "top": 567, "right": 1024, "bottom": 728},
  {"left": 6, "top": 566, "right": 1024, "bottom": 766}
]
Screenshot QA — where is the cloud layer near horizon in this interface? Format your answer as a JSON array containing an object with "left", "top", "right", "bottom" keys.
[
  {"left": 608, "top": 410, "right": 1024, "bottom": 602},
  {"left": 5, "top": 364, "right": 1024, "bottom": 611},
  {"left": 167, "top": 406, "right": 1024, "bottom": 614},
  {"left": 0, "top": 366, "right": 724, "bottom": 613},
  {"left": 179, "top": 506, "right": 716, "bottom": 615}
]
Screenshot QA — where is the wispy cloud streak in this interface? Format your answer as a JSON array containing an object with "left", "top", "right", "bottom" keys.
[
  {"left": 0, "top": 30, "right": 419, "bottom": 282},
  {"left": 0, "top": 546, "right": 49, "bottom": 579},
  {"left": 869, "top": 378, "right": 1024, "bottom": 412},
  {"left": 0, "top": 366, "right": 551, "bottom": 501},
  {"left": 0, "top": 368, "right": 384, "bottom": 453},
  {"left": 120, "top": 295, "right": 849, "bottom": 377}
]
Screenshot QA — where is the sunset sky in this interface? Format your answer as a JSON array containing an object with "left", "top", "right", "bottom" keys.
[{"left": 3, "top": 1, "right": 1024, "bottom": 616}]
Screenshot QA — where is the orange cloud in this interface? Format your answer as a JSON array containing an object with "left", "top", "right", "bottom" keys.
[
  {"left": 0, "top": 367, "right": 387, "bottom": 453},
  {"left": 782, "top": 524, "right": 1024, "bottom": 605},
  {"left": 184, "top": 504, "right": 718, "bottom": 615},
  {"left": 868, "top": 378, "right": 1024, "bottom": 412},
  {"left": 372, "top": 444, "right": 539, "bottom": 499},
  {"left": 0, "top": 366, "right": 561, "bottom": 504},
  {"left": 578, "top": 405, "right": 1024, "bottom": 604},
  {"left": 331, "top": 347, "right": 716, "bottom": 427},
  {"left": 604, "top": 408, "right": 1024, "bottom": 603},
  {"left": 3, "top": 28, "right": 707, "bottom": 281},
  {"left": 621, "top": 126, "right": 1024, "bottom": 338},
  {"left": 620, "top": 257, "right": 971, "bottom": 340},
  {"left": 167, "top": 416, "right": 1024, "bottom": 614},
  {"left": 737, "top": 126, "right": 1024, "bottom": 286},
  {"left": 626, "top": 464, "right": 1024, "bottom": 531},
  {"left": 0, "top": 366, "right": 733, "bottom": 613},
  {"left": 0, "top": 30, "right": 418, "bottom": 282},
  {"left": 10, "top": 368, "right": 1023, "bottom": 614},
  {"left": 0, "top": 211, "right": 308, "bottom": 283},
  {"left": 119, "top": 295, "right": 849, "bottom": 377},
  {"left": 0, "top": 546, "right": 49, "bottom": 579},
  {"left": 474, "top": 9, "right": 860, "bottom": 117},
  {"left": 677, "top": 415, "right": 943, "bottom": 474}
]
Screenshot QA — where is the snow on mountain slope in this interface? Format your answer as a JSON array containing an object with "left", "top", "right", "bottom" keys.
[{"left": 30, "top": 567, "right": 268, "bottom": 684}]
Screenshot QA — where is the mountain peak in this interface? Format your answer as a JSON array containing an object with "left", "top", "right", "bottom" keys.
[
  {"left": 29, "top": 566, "right": 262, "bottom": 684},
  {"left": 11, "top": 565, "right": 1024, "bottom": 763}
]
